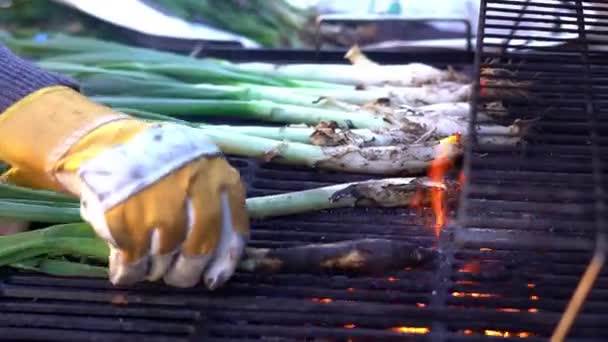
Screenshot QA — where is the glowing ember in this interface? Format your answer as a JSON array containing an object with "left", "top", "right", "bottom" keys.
[
  {"left": 346, "top": 287, "right": 355, "bottom": 292},
  {"left": 528, "top": 308, "right": 539, "bottom": 313},
  {"left": 479, "top": 247, "right": 494, "bottom": 252},
  {"left": 463, "top": 329, "right": 533, "bottom": 338},
  {"left": 498, "top": 308, "right": 521, "bottom": 313},
  {"left": 485, "top": 330, "right": 510, "bottom": 337},
  {"left": 344, "top": 323, "right": 356, "bottom": 329},
  {"left": 458, "top": 171, "right": 466, "bottom": 185},
  {"left": 390, "top": 326, "right": 430, "bottom": 334},
  {"left": 386, "top": 277, "right": 398, "bottom": 282},
  {"left": 471, "top": 293, "right": 492, "bottom": 298},
  {"left": 455, "top": 280, "right": 477, "bottom": 285},
  {"left": 484, "top": 329, "right": 533, "bottom": 338},
  {"left": 312, "top": 297, "right": 333, "bottom": 303},
  {"left": 416, "top": 302, "right": 427, "bottom": 308},
  {"left": 485, "top": 330, "right": 505, "bottom": 337},
  {"left": 527, "top": 283, "right": 536, "bottom": 288},
  {"left": 452, "top": 291, "right": 499, "bottom": 298},
  {"left": 530, "top": 295, "right": 539, "bottom": 301},
  {"left": 458, "top": 261, "right": 481, "bottom": 273}
]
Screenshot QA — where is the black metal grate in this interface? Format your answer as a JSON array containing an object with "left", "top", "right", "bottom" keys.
[
  {"left": 4, "top": 1, "right": 608, "bottom": 341},
  {"left": 0, "top": 157, "right": 451, "bottom": 341},
  {"left": 457, "top": 0, "right": 608, "bottom": 340}
]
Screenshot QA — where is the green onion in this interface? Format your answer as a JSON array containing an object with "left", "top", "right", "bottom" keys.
[
  {"left": 11, "top": 258, "right": 108, "bottom": 278},
  {"left": 0, "top": 177, "right": 446, "bottom": 277},
  {"left": 92, "top": 97, "right": 387, "bottom": 129}
]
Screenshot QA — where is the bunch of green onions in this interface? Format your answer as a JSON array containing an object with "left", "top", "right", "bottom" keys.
[
  {"left": 0, "top": 33, "right": 524, "bottom": 279},
  {"left": 2, "top": 33, "right": 490, "bottom": 175}
]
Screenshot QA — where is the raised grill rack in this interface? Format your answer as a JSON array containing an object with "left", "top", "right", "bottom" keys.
[
  {"left": 2, "top": 1, "right": 608, "bottom": 341},
  {"left": 458, "top": 0, "right": 608, "bottom": 340}
]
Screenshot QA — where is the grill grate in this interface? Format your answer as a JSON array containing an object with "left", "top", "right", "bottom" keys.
[
  {"left": 0, "top": 157, "right": 452, "bottom": 341},
  {"left": 4, "top": 1, "right": 608, "bottom": 341},
  {"left": 458, "top": 0, "right": 608, "bottom": 340}
]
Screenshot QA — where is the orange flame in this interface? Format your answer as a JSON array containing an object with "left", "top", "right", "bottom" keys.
[
  {"left": 344, "top": 323, "right": 356, "bottom": 329},
  {"left": 429, "top": 134, "right": 460, "bottom": 236},
  {"left": 408, "top": 134, "right": 460, "bottom": 237}
]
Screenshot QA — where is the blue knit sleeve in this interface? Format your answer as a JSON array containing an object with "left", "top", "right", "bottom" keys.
[{"left": 0, "top": 43, "right": 80, "bottom": 113}]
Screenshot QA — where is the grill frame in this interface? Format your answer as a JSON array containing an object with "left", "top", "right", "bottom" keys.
[{"left": 4, "top": 1, "right": 608, "bottom": 341}]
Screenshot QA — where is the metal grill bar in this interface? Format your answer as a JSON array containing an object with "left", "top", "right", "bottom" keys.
[{"left": 459, "top": 0, "right": 608, "bottom": 340}]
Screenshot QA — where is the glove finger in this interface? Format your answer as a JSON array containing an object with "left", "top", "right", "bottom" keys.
[
  {"left": 146, "top": 199, "right": 189, "bottom": 282},
  {"left": 80, "top": 182, "right": 150, "bottom": 286},
  {"left": 203, "top": 190, "right": 248, "bottom": 290},
  {"left": 108, "top": 244, "right": 150, "bottom": 286},
  {"left": 144, "top": 195, "right": 189, "bottom": 282},
  {"left": 145, "top": 229, "right": 178, "bottom": 282},
  {"left": 163, "top": 188, "right": 221, "bottom": 288},
  {"left": 163, "top": 252, "right": 213, "bottom": 288}
]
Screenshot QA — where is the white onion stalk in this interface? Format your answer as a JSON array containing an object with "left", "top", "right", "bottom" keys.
[
  {"left": 393, "top": 102, "right": 527, "bottom": 145},
  {"left": 237, "top": 46, "right": 468, "bottom": 87},
  {"left": 198, "top": 127, "right": 464, "bottom": 175},
  {"left": 198, "top": 123, "right": 414, "bottom": 147},
  {"left": 246, "top": 177, "right": 452, "bottom": 219},
  {"left": 369, "top": 82, "right": 472, "bottom": 107},
  {"left": 245, "top": 82, "right": 472, "bottom": 107}
]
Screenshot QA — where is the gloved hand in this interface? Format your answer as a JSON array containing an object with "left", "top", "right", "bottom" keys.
[{"left": 0, "top": 85, "right": 250, "bottom": 289}]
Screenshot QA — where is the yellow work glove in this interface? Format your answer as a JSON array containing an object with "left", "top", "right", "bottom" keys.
[{"left": 0, "top": 86, "right": 250, "bottom": 289}]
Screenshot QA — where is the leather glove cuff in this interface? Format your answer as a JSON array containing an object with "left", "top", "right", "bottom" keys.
[{"left": 0, "top": 85, "right": 134, "bottom": 192}]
